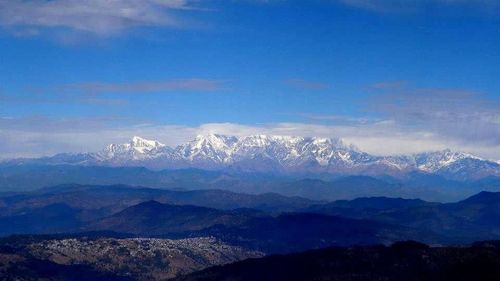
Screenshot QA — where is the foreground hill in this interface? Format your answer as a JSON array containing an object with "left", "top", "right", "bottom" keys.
[
  {"left": 175, "top": 241, "right": 500, "bottom": 281},
  {"left": 0, "top": 236, "right": 262, "bottom": 280},
  {"left": 0, "top": 255, "right": 131, "bottom": 281},
  {"left": 3, "top": 238, "right": 500, "bottom": 281}
]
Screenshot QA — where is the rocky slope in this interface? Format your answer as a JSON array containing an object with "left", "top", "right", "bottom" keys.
[{"left": 1, "top": 236, "right": 262, "bottom": 281}]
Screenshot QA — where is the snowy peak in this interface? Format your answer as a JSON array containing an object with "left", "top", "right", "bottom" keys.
[
  {"left": 97, "top": 136, "right": 171, "bottom": 161},
  {"left": 21, "top": 133, "right": 498, "bottom": 180},
  {"left": 193, "top": 134, "right": 239, "bottom": 150},
  {"left": 414, "top": 149, "right": 482, "bottom": 172},
  {"left": 94, "top": 134, "right": 494, "bottom": 175},
  {"left": 173, "top": 134, "right": 355, "bottom": 165},
  {"left": 176, "top": 134, "right": 238, "bottom": 163},
  {"left": 130, "top": 136, "right": 165, "bottom": 150}
]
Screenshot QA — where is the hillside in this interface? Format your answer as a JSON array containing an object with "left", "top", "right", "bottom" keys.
[
  {"left": 175, "top": 241, "right": 500, "bottom": 281},
  {"left": 0, "top": 236, "right": 262, "bottom": 280}
]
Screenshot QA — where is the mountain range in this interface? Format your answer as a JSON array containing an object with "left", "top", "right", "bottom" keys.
[
  {"left": 2, "top": 183, "right": 500, "bottom": 280},
  {"left": 0, "top": 184, "right": 442, "bottom": 251},
  {"left": 5, "top": 134, "right": 500, "bottom": 180},
  {"left": 2, "top": 184, "right": 500, "bottom": 247}
]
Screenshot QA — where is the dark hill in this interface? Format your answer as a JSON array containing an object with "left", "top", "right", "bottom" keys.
[
  {"left": 0, "top": 203, "right": 82, "bottom": 236},
  {"left": 304, "top": 191, "right": 500, "bottom": 241},
  {"left": 194, "top": 213, "right": 442, "bottom": 254},
  {"left": 86, "top": 201, "right": 261, "bottom": 236},
  {"left": 175, "top": 241, "right": 500, "bottom": 281},
  {"left": 0, "top": 183, "right": 319, "bottom": 216}
]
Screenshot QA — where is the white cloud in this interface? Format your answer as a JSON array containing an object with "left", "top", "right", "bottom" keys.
[
  {"left": 366, "top": 84, "right": 500, "bottom": 146},
  {"left": 2, "top": 117, "right": 500, "bottom": 161},
  {"left": 0, "top": 0, "right": 194, "bottom": 37}
]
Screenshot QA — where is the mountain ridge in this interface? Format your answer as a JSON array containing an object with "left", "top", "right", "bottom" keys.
[{"left": 3, "top": 134, "right": 499, "bottom": 180}]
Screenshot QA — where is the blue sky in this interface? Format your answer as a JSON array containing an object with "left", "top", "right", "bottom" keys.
[{"left": 0, "top": 0, "right": 499, "bottom": 159}]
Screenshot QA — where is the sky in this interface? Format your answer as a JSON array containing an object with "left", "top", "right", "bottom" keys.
[{"left": 0, "top": 0, "right": 499, "bottom": 160}]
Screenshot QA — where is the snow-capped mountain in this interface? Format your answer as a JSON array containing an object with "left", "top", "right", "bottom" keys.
[
  {"left": 4, "top": 134, "right": 499, "bottom": 180},
  {"left": 96, "top": 136, "right": 172, "bottom": 162},
  {"left": 175, "top": 134, "right": 238, "bottom": 167}
]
